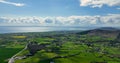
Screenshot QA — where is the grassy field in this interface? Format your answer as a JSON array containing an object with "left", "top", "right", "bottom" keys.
[
  {"left": 0, "top": 47, "right": 23, "bottom": 63},
  {"left": 14, "top": 36, "right": 120, "bottom": 63},
  {"left": 0, "top": 35, "right": 26, "bottom": 63},
  {"left": 12, "top": 36, "right": 27, "bottom": 39},
  {"left": 0, "top": 30, "right": 120, "bottom": 63}
]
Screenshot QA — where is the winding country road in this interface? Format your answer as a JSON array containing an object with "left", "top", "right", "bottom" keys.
[{"left": 8, "top": 45, "right": 27, "bottom": 63}]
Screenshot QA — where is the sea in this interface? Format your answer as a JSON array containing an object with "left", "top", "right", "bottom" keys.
[{"left": 0, "top": 26, "right": 95, "bottom": 33}]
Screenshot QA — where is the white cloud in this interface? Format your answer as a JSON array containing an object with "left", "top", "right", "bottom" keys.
[
  {"left": 0, "top": 0, "right": 25, "bottom": 7},
  {"left": 80, "top": 0, "right": 120, "bottom": 8},
  {"left": 0, "top": 14, "right": 120, "bottom": 26}
]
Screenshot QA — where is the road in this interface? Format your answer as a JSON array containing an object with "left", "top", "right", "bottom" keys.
[{"left": 8, "top": 45, "right": 27, "bottom": 63}]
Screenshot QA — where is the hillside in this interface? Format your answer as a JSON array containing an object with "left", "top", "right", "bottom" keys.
[
  {"left": 77, "top": 27, "right": 120, "bottom": 38},
  {"left": 0, "top": 27, "right": 120, "bottom": 63}
]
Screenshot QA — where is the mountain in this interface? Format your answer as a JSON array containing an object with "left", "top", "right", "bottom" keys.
[
  {"left": 95, "top": 27, "right": 119, "bottom": 31},
  {"left": 77, "top": 27, "right": 120, "bottom": 38}
]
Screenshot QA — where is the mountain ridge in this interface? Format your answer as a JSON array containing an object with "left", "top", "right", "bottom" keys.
[{"left": 77, "top": 27, "right": 120, "bottom": 38}]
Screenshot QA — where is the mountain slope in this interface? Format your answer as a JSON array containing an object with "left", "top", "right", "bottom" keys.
[{"left": 77, "top": 27, "right": 120, "bottom": 38}]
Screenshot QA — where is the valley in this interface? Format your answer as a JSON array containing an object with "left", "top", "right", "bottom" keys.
[{"left": 0, "top": 27, "right": 120, "bottom": 63}]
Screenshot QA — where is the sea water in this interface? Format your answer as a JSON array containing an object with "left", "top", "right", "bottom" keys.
[{"left": 0, "top": 26, "right": 94, "bottom": 33}]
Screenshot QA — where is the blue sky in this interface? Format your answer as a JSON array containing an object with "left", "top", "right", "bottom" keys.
[
  {"left": 0, "top": 0, "right": 120, "bottom": 27},
  {"left": 0, "top": 0, "right": 119, "bottom": 16}
]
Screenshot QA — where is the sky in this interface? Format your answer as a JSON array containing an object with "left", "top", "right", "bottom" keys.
[{"left": 0, "top": 0, "right": 120, "bottom": 27}]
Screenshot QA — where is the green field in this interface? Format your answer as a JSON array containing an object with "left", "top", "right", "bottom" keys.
[
  {"left": 0, "top": 47, "right": 23, "bottom": 63},
  {"left": 0, "top": 30, "right": 120, "bottom": 63}
]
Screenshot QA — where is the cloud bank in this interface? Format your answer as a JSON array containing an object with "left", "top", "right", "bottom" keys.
[
  {"left": 80, "top": 0, "right": 120, "bottom": 8},
  {"left": 0, "top": 14, "right": 120, "bottom": 27},
  {"left": 0, "top": 0, "right": 25, "bottom": 7}
]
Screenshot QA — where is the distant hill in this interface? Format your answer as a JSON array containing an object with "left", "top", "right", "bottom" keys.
[
  {"left": 95, "top": 27, "right": 119, "bottom": 31},
  {"left": 77, "top": 27, "right": 120, "bottom": 38}
]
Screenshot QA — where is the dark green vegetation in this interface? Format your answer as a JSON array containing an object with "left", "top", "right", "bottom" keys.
[
  {"left": 0, "top": 34, "right": 26, "bottom": 63},
  {"left": 0, "top": 27, "right": 120, "bottom": 63}
]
